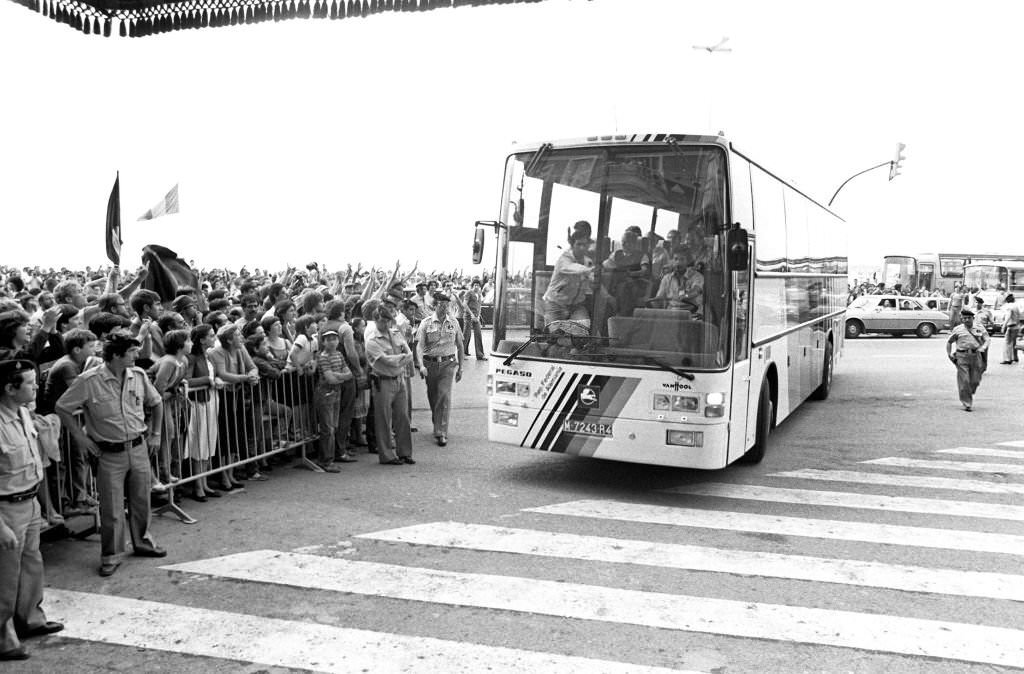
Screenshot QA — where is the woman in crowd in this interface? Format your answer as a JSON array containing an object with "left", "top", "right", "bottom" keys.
[
  {"left": 184, "top": 324, "right": 223, "bottom": 501},
  {"left": 245, "top": 333, "right": 293, "bottom": 467},
  {"left": 150, "top": 329, "right": 192, "bottom": 491},
  {"left": 261, "top": 315, "right": 292, "bottom": 363},
  {"left": 349, "top": 316, "right": 371, "bottom": 451},
  {"left": 208, "top": 324, "right": 259, "bottom": 491}
]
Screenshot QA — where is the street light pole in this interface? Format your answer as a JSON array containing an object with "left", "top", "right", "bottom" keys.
[{"left": 828, "top": 142, "right": 907, "bottom": 207}]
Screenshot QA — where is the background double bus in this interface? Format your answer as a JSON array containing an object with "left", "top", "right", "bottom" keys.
[
  {"left": 883, "top": 253, "right": 1024, "bottom": 295},
  {"left": 486, "top": 134, "right": 847, "bottom": 468}
]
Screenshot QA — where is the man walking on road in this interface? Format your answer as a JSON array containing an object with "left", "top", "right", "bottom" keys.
[
  {"left": 946, "top": 308, "right": 989, "bottom": 412},
  {"left": 415, "top": 293, "right": 464, "bottom": 446},
  {"left": 1000, "top": 293, "right": 1019, "bottom": 364}
]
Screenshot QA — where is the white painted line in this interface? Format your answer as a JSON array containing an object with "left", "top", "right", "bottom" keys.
[
  {"left": 45, "top": 588, "right": 677, "bottom": 674},
  {"left": 164, "top": 550, "right": 1024, "bottom": 668},
  {"left": 525, "top": 500, "right": 1024, "bottom": 556},
  {"left": 937, "top": 447, "right": 1024, "bottom": 460},
  {"left": 863, "top": 457, "right": 1024, "bottom": 475},
  {"left": 770, "top": 469, "right": 1024, "bottom": 495},
  {"left": 358, "top": 521, "right": 1024, "bottom": 602},
  {"left": 998, "top": 441, "right": 1024, "bottom": 448},
  {"left": 660, "top": 483, "right": 1024, "bottom": 521}
]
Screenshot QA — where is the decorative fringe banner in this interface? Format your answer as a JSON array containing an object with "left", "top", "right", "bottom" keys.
[{"left": 7, "top": 0, "right": 580, "bottom": 38}]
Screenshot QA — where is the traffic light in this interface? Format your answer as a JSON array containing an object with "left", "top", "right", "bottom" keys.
[{"left": 889, "top": 142, "right": 906, "bottom": 181}]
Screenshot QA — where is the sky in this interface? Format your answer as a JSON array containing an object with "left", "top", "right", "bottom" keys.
[{"left": 2, "top": 0, "right": 1023, "bottom": 277}]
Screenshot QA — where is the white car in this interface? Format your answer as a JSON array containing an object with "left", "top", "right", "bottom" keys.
[{"left": 845, "top": 294, "right": 950, "bottom": 339}]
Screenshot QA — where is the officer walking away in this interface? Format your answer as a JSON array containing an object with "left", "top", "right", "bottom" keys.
[
  {"left": 946, "top": 308, "right": 989, "bottom": 412},
  {"left": 415, "top": 293, "right": 464, "bottom": 446},
  {"left": 55, "top": 330, "right": 166, "bottom": 576},
  {"left": 0, "top": 360, "right": 64, "bottom": 662},
  {"left": 999, "top": 293, "right": 1020, "bottom": 364},
  {"left": 365, "top": 299, "right": 416, "bottom": 465}
]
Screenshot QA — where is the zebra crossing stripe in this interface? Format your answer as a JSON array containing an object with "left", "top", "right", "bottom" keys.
[
  {"left": 997, "top": 441, "right": 1024, "bottom": 448},
  {"left": 44, "top": 588, "right": 679, "bottom": 674},
  {"left": 525, "top": 500, "right": 1024, "bottom": 556},
  {"left": 164, "top": 550, "right": 1024, "bottom": 667},
  {"left": 863, "top": 457, "right": 1024, "bottom": 475},
  {"left": 769, "top": 469, "right": 1024, "bottom": 495},
  {"left": 357, "top": 521, "right": 1024, "bottom": 602},
  {"left": 660, "top": 483, "right": 1024, "bottom": 521},
  {"left": 936, "top": 447, "right": 1024, "bottom": 460}
]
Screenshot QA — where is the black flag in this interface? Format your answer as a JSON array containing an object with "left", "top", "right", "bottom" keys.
[{"left": 105, "top": 172, "right": 122, "bottom": 266}]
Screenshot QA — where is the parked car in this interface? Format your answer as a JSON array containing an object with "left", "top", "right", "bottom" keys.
[{"left": 845, "top": 294, "right": 950, "bottom": 338}]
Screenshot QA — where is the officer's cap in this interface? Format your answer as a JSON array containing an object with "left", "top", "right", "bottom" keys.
[
  {"left": 0, "top": 358, "right": 37, "bottom": 382},
  {"left": 960, "top": 308, "right": 975, "bottom": 317},
  {"left": 105, "top": 329, "right": 141, "bottom": 348},
  {"left": 432, "top": 292, "right": 451, "bottom": 303}
]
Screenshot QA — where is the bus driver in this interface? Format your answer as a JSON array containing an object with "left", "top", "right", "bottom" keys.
[
  {"left": 542, "top": 229, "right": 595, "bottom": 328},
  {"left": 654, "top": 248, "right": 704, "bottom": 317}
]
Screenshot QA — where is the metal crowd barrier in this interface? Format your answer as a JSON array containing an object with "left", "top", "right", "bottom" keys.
[
  {"left": 153, "top": 370, "right": 322, "bottom": 524},
  {"left": 39, "top": 409, "right": 100, "bottom": 538}
]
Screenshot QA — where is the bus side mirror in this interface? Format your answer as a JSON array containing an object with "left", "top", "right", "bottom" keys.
[
  {"left": 472, "top": 228, "right": 485, "bottom": 264},
  {"left": 726, "top": 227, "right": 749, "bottom": 271}
]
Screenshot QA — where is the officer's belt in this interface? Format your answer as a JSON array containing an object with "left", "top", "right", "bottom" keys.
[
  {"left": 95, "top": 435, "right": 144, "bottom": 453},
  {"left": 370, "top": 373, "right": 400, "bottom": 380},
  {"left": 423, "top": 354, "right": 457, "bottom": 363},
  {"left": 0, "top": 485, "right": 39, "bottom": 503},
  {"left": 955, "top": 349, "right": 978, "bottom": 353}
]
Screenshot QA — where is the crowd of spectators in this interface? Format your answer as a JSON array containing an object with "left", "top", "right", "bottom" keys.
[{"left": 0, "top": 260, "right": 495, "bottom": 522}]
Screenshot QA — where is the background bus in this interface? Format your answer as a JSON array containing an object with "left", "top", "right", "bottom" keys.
[
  {"left": 964, "top": 260, "right": 1024, "bottom": 332},
  {"left": 477, "top": 133, "right": 847, "bottom": 469},
  {"left": 882, "top": 253, "right": 1024, "bottom": 295}
]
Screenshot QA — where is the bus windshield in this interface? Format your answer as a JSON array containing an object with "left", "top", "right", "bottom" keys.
[{"left": 496, "top": 144, "right": 730, "bottom": 370}]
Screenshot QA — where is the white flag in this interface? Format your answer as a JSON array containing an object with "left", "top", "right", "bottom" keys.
[{"left": 137, "top": 184, "right": 180, "bottom": 221}]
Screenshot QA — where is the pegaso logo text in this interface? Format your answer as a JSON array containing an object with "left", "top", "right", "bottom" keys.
[
  {"left": 578, "top": 385, "right": 601, "bottom": 408},
  {"left": 662, "top": 382, "right": 693, "bottom": 391},
  {"left": 495, "top": 367, "right": 532, "bottom": 378}
]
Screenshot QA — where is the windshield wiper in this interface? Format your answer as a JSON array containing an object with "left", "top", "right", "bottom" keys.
[
  {"left": 639, "top": 355, "right": 695, "bottom": 381},
  {"left": 502, "top": 333, "right": 550, "bottom": 366}
]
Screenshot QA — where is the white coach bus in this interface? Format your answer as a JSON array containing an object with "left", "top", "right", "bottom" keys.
[{"left": 473, "top": 133, "right": 847, "bottom": 468}]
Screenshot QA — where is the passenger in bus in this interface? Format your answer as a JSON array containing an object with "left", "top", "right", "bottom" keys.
[
  {"left": 602, "top": 227, "right": 647, "bottom": 317},
  {"left": 653, "top": 248, "right": 704, "bottom": 316},
  {"left": 542, "top": 229, "right": 595, "bottom": 328}
]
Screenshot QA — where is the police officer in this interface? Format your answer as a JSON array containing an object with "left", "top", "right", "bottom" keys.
[
  {"left": 415, "top": 293, "right": 464, "bottom": 446},
  {"left": 55, "top": 330, "right": 166, "bottom": 576},
  {"left": 0, "top": 360, "right": 63, "bottom": 662},
  {"left": 365, "top": 299, "right": 415, "bottom": 465},
  {"left": 946, "top": 308, "right": 989, "bottom": 412}
]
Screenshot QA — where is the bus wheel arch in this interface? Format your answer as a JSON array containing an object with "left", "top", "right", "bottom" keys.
[{"left": 741, "top": 367, "right": 776, "bottom": 464}]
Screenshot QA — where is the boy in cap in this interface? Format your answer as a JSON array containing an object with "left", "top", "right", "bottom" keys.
[
  {"left": 946, "top": 308, "right": 989, "bottom": 411},
  {"left": 0, "top": 360, "right": 63, "bottom": 661},
  {"left": 55, "top": 330, "right": 166, "bottom": 576},
  {"left": 313, "top": 329, "right": 352, "bottom": 473}
]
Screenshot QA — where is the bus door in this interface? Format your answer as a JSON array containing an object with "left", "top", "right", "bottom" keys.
[{"left": 728, "top": 266, "right": 754, "bottom": 462}]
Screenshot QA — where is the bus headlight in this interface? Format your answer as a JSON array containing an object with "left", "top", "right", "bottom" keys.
[
  {"left": 653, "top": 394, "right": 671, "bottom": 410},
  {"left": 704, "top": 392, "right": 726, "bottom": 417},
  {"left": 516, "top": 383, "right": 531, "bottom": 397},
  {"left": 492, "top": 409, "right": 519, "bottom": 427},
  {"left": 495, "top": 380, "right": 517, "bottom": 395},
  {"left": 671, "top": 395, "right": 699, "bottom": 412},
  {"left": 666, "top": 430, "right": 703, "bottom": 447},
  {"left": 486, "top": 374, "right": 493, "bottom": 396}
]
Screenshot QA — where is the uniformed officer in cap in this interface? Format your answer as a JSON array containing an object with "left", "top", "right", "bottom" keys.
[
  {"left": 946, "top": 307, "right": 989, "bottom": 411},
  {"left": 0, "top": 360, "right": 63, "bottom": 661},
  {"left": 55, "top": 330, "right": 166, "bottom": 577},
  {"left": 415, "top": 293, "right": 464, "bottom": 446}
]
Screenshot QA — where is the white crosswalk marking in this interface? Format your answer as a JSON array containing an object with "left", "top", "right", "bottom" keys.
[
  {"left": 660, "top": 482, "right": 1024, "bottom": 521},
  {"left": 937, "top": 447, "right": 1024, "bottom": 460},
  {"left": 45, "top": 589, "right": 679, "bottom": 674},
  {"left": 358, "top": 521, "right": 1024, "bottom": 601},
  {"left": 526, "top": 500, "right": 1024, "bottom": 555},
  {"left": 998, "top": 440, "right": 1024, "bottom": 447},
  {"left": 770, "top": 468, "right": 1024, "bottom": 495},
  {"left": 864, "top": 457, "right": 1024, "bottom": 475},
  {"left": 163, "top": 550, "right": 1024, "bottom": 668}
]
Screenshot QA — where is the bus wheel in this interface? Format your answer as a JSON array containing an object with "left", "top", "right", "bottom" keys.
[
  {"left": 810, "top": 341, "right": 833, "bottom": 401},
  {"left": 740, "top": 380, "right": 772, "bottom": 464},
  {"left": 915, "top": 323, "right": 935, "bottom": 338},
  {"left": 845, "top": 320, "right": 863, "bottom": 339}
]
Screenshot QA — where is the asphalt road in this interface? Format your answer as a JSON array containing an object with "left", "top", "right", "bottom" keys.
[{"left": 17, "top": 331, "right": 1024, "bottom": 673}]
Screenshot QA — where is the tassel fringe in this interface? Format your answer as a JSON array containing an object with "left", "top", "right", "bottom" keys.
[{"left": 9, "top": 0, "right": 575, "bottom": 37}]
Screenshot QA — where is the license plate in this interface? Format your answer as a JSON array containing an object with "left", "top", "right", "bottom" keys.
[{"left": 563, "top": 419, "right": 613, "bottom": 437}]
